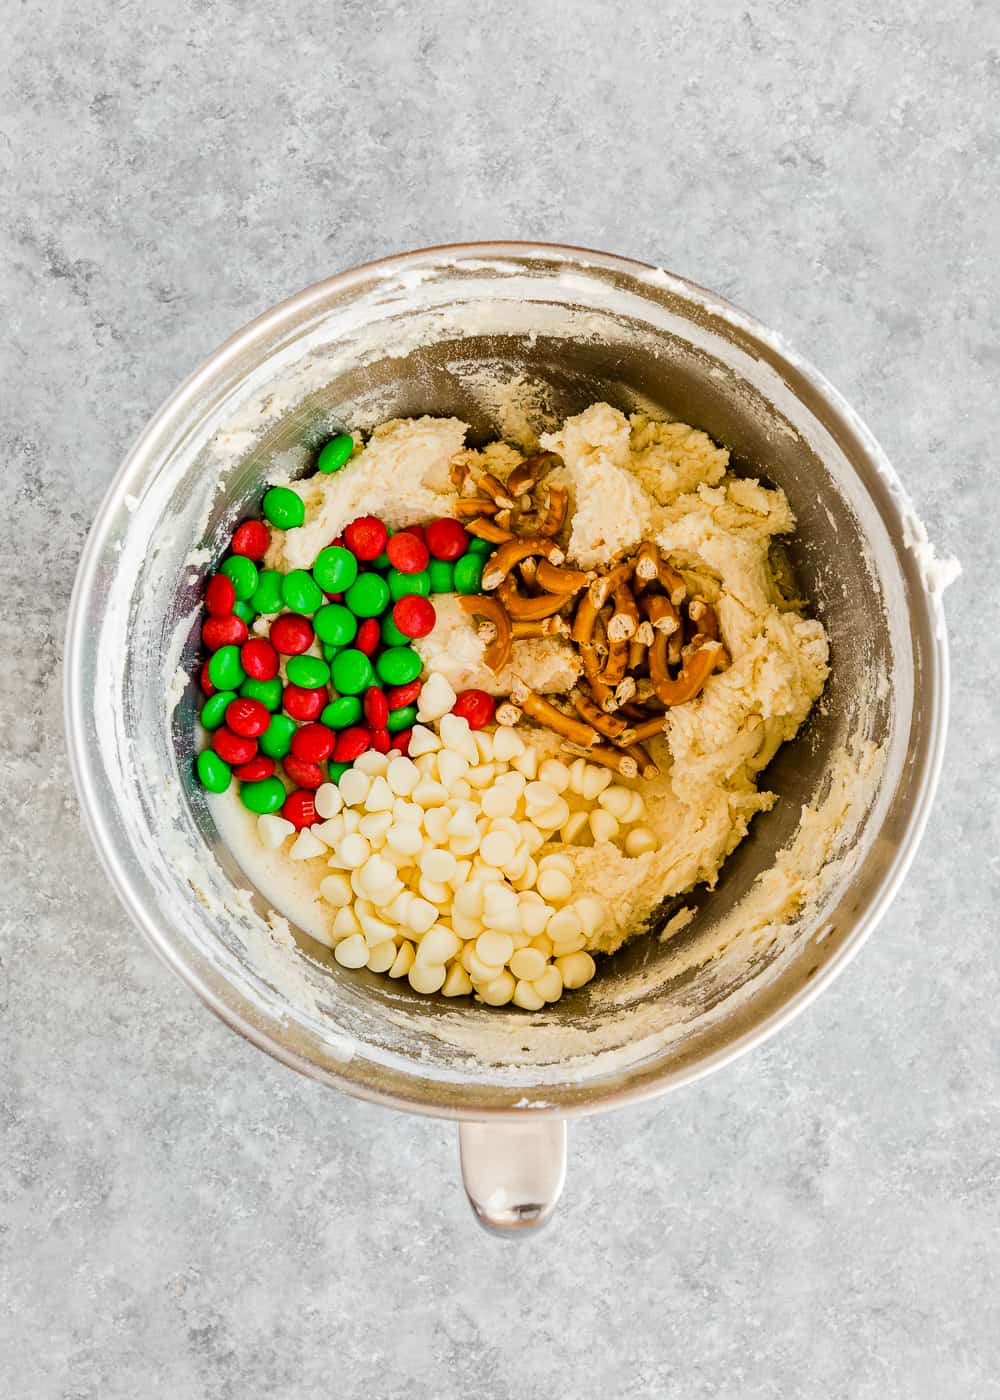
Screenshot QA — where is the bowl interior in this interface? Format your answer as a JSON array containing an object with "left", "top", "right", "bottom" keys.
[{"left": 72, "top": 249, "right": 937, "bottom": 1114}]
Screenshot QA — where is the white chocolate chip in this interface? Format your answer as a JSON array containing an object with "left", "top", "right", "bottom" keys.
[
  {"left": 313, "top": 783, "right": 343, "bottom": 819},
  {"left": 353, "top": 750, "right": 389, "bottom": 777},
  {"left": 623, "top": 790, "right": 647, "bottom": 824},
  {"left": 537, "top": 867, "right": 573, "bottom": 904},
  {"left": 334, "top": 933, "right": 369, "bottom": 968},
  {"left": 567, "top": 757, "right": 588, "bottom": 795},
  {"left": 404, "top": 897, "right": 437, "bottom": 935},
  {"left": 416, "top": 672, "right": 457, "bottom": 722},
  {"left": 481, "top": 785, "right": 519, "bottom": 820},
  {"left": 290, "top": 828, "right": 326, "bottom": 860},
  {"left": 386, "top": 756, "right": 420, "bottom": 796},
  {"left": 417, "top": 876, "right": 451, "bottom": 905},
  {"left": 598, "top": 785, "right": 634, "bottom": 820},
  {"left": 417, "top": 926, "right": 462, "bottom": 966},
  {"left": 533, "top": 964, "right": 564, "bottom": 1002},
  {"left": 472, "top": 730, "right": 494, "bottom": 763},
  {"left": 556, "top": 950, "right": 597, "bottom": 989},
  {"left": 560, "top": 810, "right": 590, "bottom": 844},
  {"left": 358, "top": 810, "right": 393, "bottom": 844},
  {"left": 491, "top": 727, "right": 525, "bottom": 762},
  {"left": 423, "top": 848, "right": 458, "bottom": 883},
  {"left": 538, "top": 759, "right": 571, "bottom": 793},
  {"left": 407, "top": 724, "right": 441, "bottom": 757},
  {"left": 534, "top": 797, "right": 571, "bottom": 831},
  {"left": 478, "top": 971, "right": 516, "bottom": 1006},
  {"left": 512, "top": 746, "right": 538, "bottom": 780},
  {"left": 480, "top": 829, "right": 517, "bottom": 870},
  {"left": 408, "top": 962, "right": 446, "bottom": 994},
  {"left": 339, "top": 769, "right": 371, "bottom": 807},
  {"left": 512, "top": 980, "right": 545, "bottom": 1011},
  {"left": 509, "top": 947, "right": 547, "bottom": 981},
  {"left": 367, "top": 940, "right": 398, "bottom": 973},
  {"left": 624, "top": 826, "right": 658, "bottom": 857},
  {"left": 336, "top": 832, "right": 371, "bottom": 869},
  {"left": 332, "top": 905, "right": 362, "bottom": 940},
  {"left": 363, "top": 776, "right": 394, "bottom": 813},
  {"left": 476, "top": 931, "right": 514, "bottom": 967},
  {"left": 388, "top": 940, "right": 415, "bottom": 978},
  {"left": 442, "top": 964, "right": 473, "bottom": 997},
  {"left": 581, "top": 765, "right": 613, "bottom": 801},
  {"left": 386, "top": 822, "right": 422, "bottom": 856},
  {"left": 319, "top": 873, "right": 353, "bottom": 907},
  {"left": 438, "top": 712, "right": 479, "bottom": 763},
  {"left": 257, "top": 813, "right": 295, "bottom": 849},
  {"left": 589, "top": 809, "right": 620, "bottom": 844}
]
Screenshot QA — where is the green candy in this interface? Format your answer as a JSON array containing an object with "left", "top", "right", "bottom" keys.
[
  {"left": 380, "top": 614, "right": 410, "bottom": 647},
  {"left": 376, "top": 646, "right": 421, "bottom": 687},
  {"left": 250, "top": 569, "right": 284, "bottom": 615},
  {"left": 263, "top": 486, "right": 305, "bottom": 529},
  {"left": 428, "top": 559, "right": 455, "bottom": 593},
  {"left": 321, "top": 696, "right": 363, "bottom": 729},
  {"left": 371, "top": 550, "right": 391, "bottom": 571},
  {"left": 388, "top": 567, "right": 430, "bottom": 601},
  {"left": 330, "top": 648, "right": 375, "bottom": 695},
  {"left": 201, "top": 691, "right": 236, "bottom": 729},
  {"left": 258, "top": 713, "right": 297, "bottom": 759},
  {"left": 221, "top": 555, "right": 259, "bottom": 600},
  {"left": 313, "top": 602, "right": 358, "bottom": 647},
  {"left": 386, "top": 703, "right": 418, "bottom": 733},
  {"left": 317, "top": 433, "right": 355, "bottom": 474},
  {"left": 282, "top": 569, "right": 324, "bottom": 614},
  {"left": 327, "top": 761, "right": 351, "bottom": 784},
  {"left": 322, "top": 643, "right": 342, "bottom": 662},
  {"left": 453, "top": 553, "right": 485, "bottom": 594},
  {"left": 239, "top": 776, "right": 286, "bottom": 814},
  {"left": 345, "top": 572, "right": 391, "bottom": 618},
  {"left": 467, "top": 537, "right": 494, "bottom": 556},
  {"left": 240, "top": 676, "right": 283, "bottom": 710},
  {"left": 232, "top": 599, "right": 256, "bottom": 626},
  {"left": 285, "top": 654, "right": 330, "bottom": 689},
  {"left": 196, "top": 749, "right": 231, "bottom": 793},
  {"left": 312, "top": 545, "right": 358, "bottom": 594},
  {"left": 208, "top": 645, "right": 246, "bottom": 691}
]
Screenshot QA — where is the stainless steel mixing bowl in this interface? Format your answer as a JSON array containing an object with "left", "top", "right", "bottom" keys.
[{"left": 65, "top": 244, "right": 950, "bottom": 1232}]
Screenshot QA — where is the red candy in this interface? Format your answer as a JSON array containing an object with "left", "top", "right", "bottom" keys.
[
  {"left": 283, "top": 684, "right": 325, "bottom": 722},
  {"left": 233, "top": 755, "right": 276, "bottom": 783},
  {"left": 370, "top": 726, "right": 391, "bottom": 753},
  {"left": 425, "top": 518, "right": 469, "bottom": 561},
  {"left": 386, "top": 531, "right": 429, "bottom": 574},
  {"left": 205, "top": 574, "right": 236, "bottom": 616},
  {"left": 212, "top": 727, "right": 258, "bottom": 765},
  {"left": 230, "top": 520, "right": 269, "bottom": 559},
  {"left": 363, "top": 687, "right": 389, "bottom": 728},
  {"left": 200, "top": 660, "right": 216, "bottom": 696},
  {"left": 355, "top": 617, "right": 380, "bottom": 656},
  {"left": 452, "top": 689, "right": 495, "bottom": 730},
  {"left": 333, "top": 726, "right": 372, "bottom": 763},
  {"left": 282, "top": 789, "right": 317, "bottom": 829},
  {"left": 225, "top": 697, "right": 270, "bottom": 738},
  {"left": 283, "top": 755, "right": 324, "bottom": 790},
  {"left": 241, "top": 637, "right": 279, "bottom": 681},
  {"left": 393, "top": 727, "right": 413, "bottom": 755},
  {"left": 392, "top": 594, "right": 435, "bottom": 639},
  {"left": 344, "top": 515, "right": 388, "bottom": 561},
  {"left": 396, "top": 523, "right": 425, "bottom": 543},
  {"left": 290, "top": 723, "right": 336, "bottom": 763},
  {"left": 202, "top": 615, "right": 248, "bottom": 651},
  {"left": 270, "top": 614, "right": 314, "bottom": 656},
  {"left": 385, "top": 679, "right": 421, "bottom": 709}
]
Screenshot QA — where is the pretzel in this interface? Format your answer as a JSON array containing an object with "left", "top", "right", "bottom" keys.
[
  {"left": 497, "top": 576, "right": 570, "bottom": 620},
  {"left": 561, "top": 742, "right": 639, "bottom": 779},
  {"left": 453, "top": 497, "right": 497, "bottom": 518},
  {"left": 570, "top": 688, "right": 636, "bottom": 743},
  {"left": 668, "top": 629, "right": 684, "bottom": 667},
  {"left": 467, "top": 517, "right": 515, "bottom": 544},
  {"left": 538, "top": 484, "right": 569, "bottom": 538},
  {"left": 628, "top": 636, "right": 648, "bottom": 672},
  {"left": 495, "top": 702, "right": 522, "bottom": 726},
  {"left": 687, "top": 598, "right": 720, "bottom": 642},
  {"left": 658, "top": 557, "right": 687, "bottom": 606},
  {"left": 507, "top": 451, "right": 558, "bottom": 497},
  {"left": 535, "top": 558, "right": 591, "bottom": 594},
  {"left": 600, "top": 636, "right": 630, "bottom": 685},
  {"left": 579, "top": 646, "right": 616, "bottom": 711},
  {"left": 588, "top": 560, "right": 634, "bottom": 610},
  {"left": 476, "top": 472, "right": 517, "bottom": 509},
  {"left": 571, "top": 589, "right": 601, "bottom": 646},
  {"left": 481, "top": 537, "right": 565, "bottom": 590},
  {"left": 509, "top": 678, "right": 598, "bottom": 748},
  {"left": 626, "top": 742, "right": 660, "bottom": 780},
  {"left": 638, "top": 593, "right": 681, "bottom": 634},
  {"left": 518, "top": 557, "right": 538, "bottom": 588},
  {"left": 607, "top": 578, "right": 640, "bottom": 641},
  {"left": 459, "top": 595, "right": 513, "bottom": 672},
  {"left": 627, "top": 714, "right": 669, "bottom": 744},
  {"left": 649, "top": 632, "right": 725, "bottom": 706},
  {"left": 633, "top": 541, "right": 660, "bottom": 589},
  {"left": 511, "top": 616, "right": 570, "bottom": 639}
]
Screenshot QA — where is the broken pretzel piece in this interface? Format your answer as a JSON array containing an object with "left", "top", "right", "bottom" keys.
[
  {"left": 658, "top": 556, "right": 687, "bottom": 606},
  {"left": 649, "top": 633, "right": 726, "bottom": 706},
  {"left": 467, "top": 517, "right": 515, "bottom": 544},
  {"left": 509, "top": 677, "right": 598, "bottom": 748},
  {"left": 625, "top": 741, "right": 660, "bottom": 781},
  {"left": 570, "top": 688, "right": 636, "bottom": 744},
  {"left": 562, "top": 741, "right": 639, "bottom": 780},
  {"left": 507, "top": 451, "right": 559, "bottom": 497},
  {"left": 481, "top": 537, "right": 565, "bottom": 591},
  {"left": 638, "top": 592, "right": 681, "bottom": 634},
  {"left": 459, "top": 595, "right": 513, "bottom": 673},
  {"left": 607, "top": 578, "right": 640, "bottom": 642},
  {"left": 535, "top": 558, "right": 591, "bottom": 595},
  {"left": 538, "top": 484, "right": 569, "bottom": 538},
  {"left": 511, "top": 616, "right": 570, "bottom": 639},
  {"left": 476, "top": 471, "right": 517, "bottom": 510},
  {"left": 687, "top": 598, "right": 720, "bottom": 642},
  {"left": 498, "top": 576, "right": 570, "bottom": 621}
]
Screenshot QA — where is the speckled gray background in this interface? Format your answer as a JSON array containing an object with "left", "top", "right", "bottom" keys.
[{"left": 3, "top": 0, "right": 997, "bottom": 1396}]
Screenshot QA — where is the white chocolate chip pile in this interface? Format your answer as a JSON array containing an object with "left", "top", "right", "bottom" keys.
[{"left": 255, "top": 696, "right": 658, "bottom": 1008}]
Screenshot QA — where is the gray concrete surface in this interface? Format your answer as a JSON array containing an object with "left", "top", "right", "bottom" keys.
[{"left": 3, "top": 1, "right": 997, "bottom": 1396}]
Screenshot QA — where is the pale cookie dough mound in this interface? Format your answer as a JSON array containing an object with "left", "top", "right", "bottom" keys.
[{"left": 415, "top": 597, "right": 581, "bottom": 696}]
